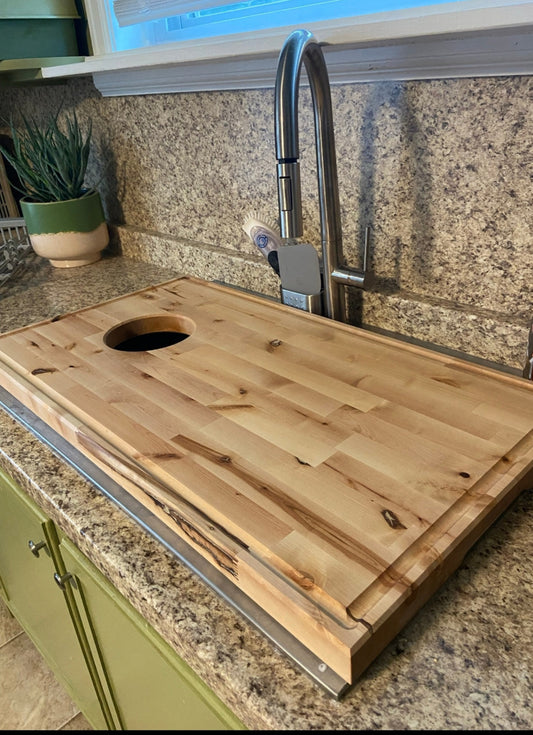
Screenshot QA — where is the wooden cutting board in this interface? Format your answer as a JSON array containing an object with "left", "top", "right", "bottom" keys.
[{"left": 1, "top": 275, "right": 532, "bottom": 685}]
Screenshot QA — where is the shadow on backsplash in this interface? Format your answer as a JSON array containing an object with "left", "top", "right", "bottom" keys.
[
  {"left": 402, "top": 85, "right": 437, "bottom": 283},
  {"left": 96, "top": 138, "right": 125, "bottom": 227},
  {"left": 0, "top": 74, "right": 531, "bottom": 372}
]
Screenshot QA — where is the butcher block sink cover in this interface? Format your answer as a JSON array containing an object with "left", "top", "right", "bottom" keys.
[{"left": 0, "top": 276, "right": 532, "bottom": 685}]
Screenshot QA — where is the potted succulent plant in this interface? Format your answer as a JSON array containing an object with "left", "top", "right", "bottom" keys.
[{"left": 0, "top": 109, "right": 108, "bottom": 268}]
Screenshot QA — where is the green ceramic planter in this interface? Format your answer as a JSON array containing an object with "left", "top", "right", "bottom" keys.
[{"left": 20, "top": 189, "right": 109, "bottom": 268}]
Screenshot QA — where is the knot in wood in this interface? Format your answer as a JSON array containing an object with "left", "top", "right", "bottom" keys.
[
  {"left": 381, "top": 509, "right": 406, "bottom": 529},
  {"left": 31, "top": 367, "right": 57, "bottom": 375}
]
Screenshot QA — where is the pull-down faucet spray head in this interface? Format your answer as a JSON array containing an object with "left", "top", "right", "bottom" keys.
[
  {"left": 274, "top": 29, "right": 345, "bottom": 320},
  {"left": 274, "top": 34, "right": 306, "bottom": 239},
  {"left": 275, "top": 30, "right": 372, "bottom": 321}
]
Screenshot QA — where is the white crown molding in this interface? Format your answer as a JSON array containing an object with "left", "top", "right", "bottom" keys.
[{"left": 88, "top": 27, "right": 533, "bottom": 96}]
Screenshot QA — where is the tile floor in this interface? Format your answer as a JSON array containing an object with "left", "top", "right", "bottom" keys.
[{"left": 0, "top": 596, "right": 92, "bottom": 730}]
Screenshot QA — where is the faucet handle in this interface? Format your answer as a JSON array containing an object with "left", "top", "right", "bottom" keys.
[{"left": 331, "top": 226, "right": 373, "bottom": 289}]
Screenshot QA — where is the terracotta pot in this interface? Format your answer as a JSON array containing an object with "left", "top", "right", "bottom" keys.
[{"left": 20, "top": 189, "right": 109, "bottom": 268}]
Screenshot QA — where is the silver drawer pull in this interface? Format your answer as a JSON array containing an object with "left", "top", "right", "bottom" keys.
[
  {"left": 28, "top": 540, "right": 47, "bottom": 557},
  {"left": 53, "top": 572, "right": 73, "bottom": 590}
]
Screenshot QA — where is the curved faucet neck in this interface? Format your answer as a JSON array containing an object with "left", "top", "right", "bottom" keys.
[{"left": 274, "top": 29, "right": 344, "bottom": 321}]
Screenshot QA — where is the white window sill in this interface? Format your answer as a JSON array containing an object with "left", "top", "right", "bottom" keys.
[{"left": 40, "top": 2, "right": 533, "bottom": 96}]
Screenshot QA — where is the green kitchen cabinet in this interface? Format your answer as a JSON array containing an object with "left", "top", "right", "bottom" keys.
[
  {"left": 0, "top": 1, "right": 88, "bottom": 86},
  {"left": 59, "top": 535, "right": 245, "bottom": 730},
  {"left": 0, "top": 465, "right": 245, "bottom": 730},
  {"left": 0, "top": 0, "right": 87, "bottom": 58},
  {"left": 0, "top": 467, "right": 110, "bottom": 729}
]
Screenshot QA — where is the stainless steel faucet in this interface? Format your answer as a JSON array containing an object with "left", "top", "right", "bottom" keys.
[{"left": 275, "top": 29, "right": 369, "bottom": 322}]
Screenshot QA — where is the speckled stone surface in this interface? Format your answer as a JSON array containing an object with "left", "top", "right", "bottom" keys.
[
  {"left": 0, "top": 250, "right": 179, "bottom": 332},
  {"left": 116, "top": 225, "right": 281, "bottom": 299},
  {"left": 360, "top": 287, "right": 530, "bottom": 369},
  {"left": 0, "top": 255, "right": 532, "bottom": 729},
  {"left": 0, "top": 74, "right": 531, "bottom": 371}
]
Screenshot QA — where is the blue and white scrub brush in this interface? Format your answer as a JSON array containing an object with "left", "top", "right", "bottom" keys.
[{"left": 242, "top": 212, "right": 283, "bottom": 275}]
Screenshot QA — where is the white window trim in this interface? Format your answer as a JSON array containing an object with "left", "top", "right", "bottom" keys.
[{"left": 41, "top": 0, "right": 533, "bottom": 95}]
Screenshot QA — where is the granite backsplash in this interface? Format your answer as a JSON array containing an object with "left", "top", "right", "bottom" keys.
[{"left": 1, "top": 73, "right": 531, "bottom": 370}]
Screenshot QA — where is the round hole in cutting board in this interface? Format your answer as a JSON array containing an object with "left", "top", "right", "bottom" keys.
[{"left": 103, "top": 315, "right": 196, "bottom": 352}]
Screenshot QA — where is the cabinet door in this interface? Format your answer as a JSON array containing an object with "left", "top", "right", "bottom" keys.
[
  {"left": 0, "top": 468, "right": 109, "bottom": 730},
  {"left": 59, "top": 536, "right": 245, "bottom": 731}
]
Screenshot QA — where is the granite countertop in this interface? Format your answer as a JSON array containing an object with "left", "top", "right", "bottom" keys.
[{"left": 0, "top": 253, "right": 532, "bottom": 730}]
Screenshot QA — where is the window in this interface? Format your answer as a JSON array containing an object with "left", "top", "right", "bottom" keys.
[
  {"left": 107, "top": 1, "right": 467, "bottom": 52},
  {"left": 42, "top": 1, "right": 533, "bottom": 95}
]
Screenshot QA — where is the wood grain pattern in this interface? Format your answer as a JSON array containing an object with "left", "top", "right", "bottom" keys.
[{"left": 0, "top": 275, "right": 532, "bottom": 685}]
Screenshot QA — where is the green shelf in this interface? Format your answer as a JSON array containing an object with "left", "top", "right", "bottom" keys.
[{"left": 0, "top": 57, "right": 85, "bottom": 86}]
